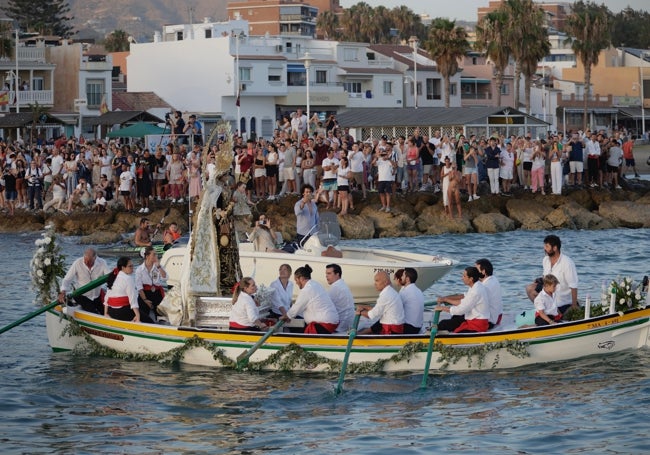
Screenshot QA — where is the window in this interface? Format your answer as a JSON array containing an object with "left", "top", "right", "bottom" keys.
[
  {"left": 343, "top": 48, "right": 358, "bottom": 61},
  {"left": 316, "top": 70, "right": 327, "bottom": 84},
  {"left": 426, "top": 78, "right": 441, "bottom": 100},
  {"left": 501, "top": 83, "right": 509, "bottom": 95},
  {"left": 176, "top": 31, "right": 183, "bottom": 41},
  {"left": 450, "top": 83, "right": 457, "bottom": 96},
  {"left": 32, "top": 77, "right": 44, "bottom": 91},
  {"left": 287, "top": 72, "right": 306, "bottom": 86},
  {"left": 239, "top": 67, "right": 251, "bottom": 82},
  {"left": 383, "top": 80, "right": 392, "bottom": 95},
  {"left": 268, "top": 67, "right": 282, "bottom": 83},
  {"left": 205, "top": 29, "right": 212, "bottom": 39},
  {"left": 343, "top": 81, "right": 362, "bottom": 96},
  {"left": 86, "top": 79, "right": 104, "bottom": 107}
]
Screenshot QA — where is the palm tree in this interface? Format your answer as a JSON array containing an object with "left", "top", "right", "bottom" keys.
[
  {"left": 316, "top": 10, "right": 339, "bottom": 40},
  {"left": 28, "top": 101, "right": 50, "bottom": 145},
  {"left": 425, "top": 19, "right": 469, "bottom": 107},
  {"left": 512, "top": 1, "right": 550, "bottom": 113},
  {"left": 475, "top": 10, "right": 511, "bottom": 106},
  {"left": 390, "top": 5, "right": 423, "bottom": 43},
  {"left": 564, "top": 1, "right": 612, "bottom": 130},
  {"left": 103, "top": 29, "right": 130, "bottom": 52},
  {"left": 503, "top": 0, "right": 530, "bottom": 109}
]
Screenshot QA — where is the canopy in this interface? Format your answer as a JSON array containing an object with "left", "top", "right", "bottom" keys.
[{"left": 106, "top": 122, "right": 166, "bottom": 138}]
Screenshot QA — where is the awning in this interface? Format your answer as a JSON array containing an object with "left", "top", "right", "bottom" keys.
[
  {"left": 461, "top": 78, "right": 491, "bottom": 84},
  {"left": 287, "top": 64, "right": 306, "bottom": 73},
  {"left": 106, "top": 122, "right": 166, "bottom": 138}
]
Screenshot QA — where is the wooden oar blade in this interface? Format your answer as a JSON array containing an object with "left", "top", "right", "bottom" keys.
[{"left": 236, "top": 319, "right": 285, "bottom": 367}]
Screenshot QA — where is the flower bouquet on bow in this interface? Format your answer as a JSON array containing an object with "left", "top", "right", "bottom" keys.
[
  {"left": 30, "top": 224, "right": 66, "bottom": 306},
  {"left": 602, "top": 277, "right": 645, "bottom": 313}
]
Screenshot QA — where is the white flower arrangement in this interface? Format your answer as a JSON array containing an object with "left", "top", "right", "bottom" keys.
[
  {"left": 30, "top": 224, "right": 66, "bottom": 306},
  {"left": 602, "top": 277, "right": 645, "bottom": 312}
]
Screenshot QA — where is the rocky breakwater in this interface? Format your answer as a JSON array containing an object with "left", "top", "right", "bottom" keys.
[{"left": 1, "top": 179, "right": 648, "bottom": 241}]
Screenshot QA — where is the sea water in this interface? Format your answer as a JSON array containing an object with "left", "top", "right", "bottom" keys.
[{"left": 1, "top": 229, "right": 650, "bottom": 454}]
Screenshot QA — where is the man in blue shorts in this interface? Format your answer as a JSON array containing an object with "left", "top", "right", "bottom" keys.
[{"left": 373, "top": 149, "right": 397, "bottom": 212}]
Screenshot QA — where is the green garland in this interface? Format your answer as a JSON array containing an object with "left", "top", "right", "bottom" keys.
[{"left": 61, "top": 320, "right": 529, "bottom": 373}]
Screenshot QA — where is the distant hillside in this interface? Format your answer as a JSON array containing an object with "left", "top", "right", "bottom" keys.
[{"left": 0, "top": 0, "right": 229, "bottom": 42}]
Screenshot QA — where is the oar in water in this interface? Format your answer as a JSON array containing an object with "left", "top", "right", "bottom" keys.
[
  {"left": 0, "top": 273, "right": 110, "bottom": 336},
  {"left": 334, "top": 313, "right": 361, "bottom": 395},
  {"left": 236, "top": 319, "right": 285, "bottom": 370},
  {"left": 420, "top": 310, "right": 442, "bottom": 389}
]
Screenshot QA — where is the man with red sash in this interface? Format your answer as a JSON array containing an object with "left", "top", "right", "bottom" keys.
[
  {"left": 358, "top": 271, "right": 405, "bottom": 335},
  {"left": 435, "top": 266, "right": 490, "bottom": 333},
  {"left": 283, "top": 264, "right": 339, "bottom": 334}
]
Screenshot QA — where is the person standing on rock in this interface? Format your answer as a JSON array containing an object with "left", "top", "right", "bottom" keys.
[
  {"left": 484, "top": 137, "right": 501, "bottom": 195},
  {"left": 621, "top": 136, "right": 640, "bottom": 179},
  {"left": 372, "top": 148, "right": 397, "bottom": 213}
]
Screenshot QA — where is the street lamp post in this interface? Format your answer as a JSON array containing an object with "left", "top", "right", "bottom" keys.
[
  {"left": 235, "top": 33, "right": 240, "bottom": 137},
  {"left": 301, "top": 52, "right": 313, "bottom": 121},
  {"left": 641, "top": 65, "right": 646, "bottom": 139},
  {"left": 408, "top": 36, "right": 419, "bottom": 109}
]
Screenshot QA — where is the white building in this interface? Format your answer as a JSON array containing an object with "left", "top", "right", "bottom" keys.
[{"left": 127, "top": 19, "right": 455, "bottom": 139}]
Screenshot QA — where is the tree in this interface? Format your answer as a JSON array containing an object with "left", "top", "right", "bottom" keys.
[
  {"left": 316, "top": 10, "right": 339, "bottom": 40},
  {"left": 564, "top": 1, "right": 611, "bottom": 130},
  {"left": 610, "top": 8, "right": 650, "bottom": 49},
  {"left": 28, "top": 101, "right": 50, "bottom": 145},
  {"left": 475, "top": 10, "right": 511, "bottom": 107},
  {"left": 104, "top": 30, "right": 130, "bottom": 52},
  {"left": 4, "top": 0, "right": 74, "bottom": 38},
  {"left": 425, "top": 19, "right": 469, "bottom": 108}
]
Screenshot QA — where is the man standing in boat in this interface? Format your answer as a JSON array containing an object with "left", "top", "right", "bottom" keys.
[
  {"left": 294, "top": 184, "right": 319, "bottom": 245},
  {"left": 59, "top": 248, "right": 111, "bottom": 314},
  {"left": 526, "top": 234, "right": 579, "bottom": 317}
]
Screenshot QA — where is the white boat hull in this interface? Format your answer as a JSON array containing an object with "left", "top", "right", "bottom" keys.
[
  {"left": 46, "top": 305, "right": 650, "bottom": 373},
  {"left": 161, "top": 240, "right": 455, "bottom": 302}
]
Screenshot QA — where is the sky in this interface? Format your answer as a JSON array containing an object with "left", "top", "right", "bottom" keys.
[{"left": 339, "top": 0, "right": 649, "bottom": 21}]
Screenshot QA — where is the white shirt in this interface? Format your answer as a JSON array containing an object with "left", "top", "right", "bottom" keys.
[
  {"left": 534, "top": 289, "right": 559, "bottom": 316},
  {"left": 377, "top": 157, "right": 394, "bottom": 182},
  {"left": 337, "top": 165, "right": 350, "bottom": 187},
  {"left": 322, "top": 157, "right": 339, "bottom": 180},
  {"left": 328, "top": 279, "right": 355, "bottom": 332},
  {"left": 229, "top": 292, "right": 260, "bottom": 328},
  {"left": 585, "top": 139, "right": 601, "bottom": 157},
  {"left": 51, "top": 154, "right": 64, "bottom": 176},
  {"left": 400, "top": 283, "right": 424, "bottom": 329},
  {"left": 349, "top": 149, "right": 364, "bottom": 173},
  {"left": 104, "top": 271, "right": 138, "bottom": 310},
  {"left": 542, "top": 253, "right": 578, "bottom": 307},
  {"left": 61, "top": 256, "right": 110, "bottom": 300},
  {"left": 367, "top": 285, "right": 404, "bottom": 325},
  {"left": 119, "top": 170, "right": 134, "bottom": 191},
  {"left": 450, "top": 281, "right": 490, "bottom": 321},
  {"left": 269, "top": 278, "right": 293, "bottom": 315},
  {"left": 288, "top": 279, "right": 339, "bottom": 325},
  {"left": 135, "top": 262, "right": 166, "bottom": 290},
  {"left": 481, "top": 275, "right": 503, "bottom": 324}
]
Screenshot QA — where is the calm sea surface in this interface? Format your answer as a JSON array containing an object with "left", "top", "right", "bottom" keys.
[{"left": 2, "top": 229, "right": 650, "bottom": 454}]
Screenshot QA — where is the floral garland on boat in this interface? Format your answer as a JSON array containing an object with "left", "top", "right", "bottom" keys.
[
  {"left": 606, "top": 277, "right": 645, "bottom": 312},
  {"left": 30, "top": 224, "right": 66, "bottom": 306}
]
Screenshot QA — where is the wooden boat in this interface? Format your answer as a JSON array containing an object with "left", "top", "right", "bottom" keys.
[{"left": 45, "top": 300, "right": 650, "bottom": 373}]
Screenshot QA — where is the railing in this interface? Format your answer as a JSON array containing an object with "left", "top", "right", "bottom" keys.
[
  {"left": 17, "top": 47, "right": 46, "bottom": 63},
  {"left": 13, "top": 90, "right": 54, "bottom": 105},
  {"left": 461, "top": 92, "right": 493, "bottom": 100}
]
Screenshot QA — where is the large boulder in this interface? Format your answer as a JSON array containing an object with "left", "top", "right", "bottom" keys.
[
  {"left": 545, "top": 201, "right": 613, "bottom": 230},
  {"left": 415, "top": 204, "right": 473, "bottom": 234},
  {"left": 472, "top": 213, "right": 516, "bottom": 233},
  {"left": 338, "top": 214, "right": 375, "bottom": 239},
  {"left": 505, "top": 199, "right": 553, "bottom": 230},
  {"left": 79, "top": 230, "right": 124, "bottom": 244},
  {"left": 598, "top": 200, "right": 650, "bottom": 228},
  {"left": 360, "top": 205, "right": 418, "bottom": 237}
]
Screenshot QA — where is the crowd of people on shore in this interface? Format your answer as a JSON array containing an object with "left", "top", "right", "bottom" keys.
[{"left": 1, "top": 106, "right": 644, "bottom": 220}]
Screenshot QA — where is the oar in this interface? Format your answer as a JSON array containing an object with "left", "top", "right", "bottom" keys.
[
  {"left": 236, "top": 319, "right": 285, "bottom": 370},
  {"left": 151, "top": 206, "right": 171, "bottom": 240},
  {"left": 0, "top": 273, "right": 110, "bottom": 336},
  {"left": 334, "top": 313, "right": 361, "bottom": 395},
  {"left": 420, "top": 310, "right": 442, "bottom": 389}
]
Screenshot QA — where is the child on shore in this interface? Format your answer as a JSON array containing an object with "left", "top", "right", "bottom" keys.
[{"left": 534, "top": 274, "right": 561, "bottom": 325}]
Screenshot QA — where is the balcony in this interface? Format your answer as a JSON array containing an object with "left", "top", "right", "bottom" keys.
[{"left": 9, "top": 90, "right": 54, "bottom": 106}]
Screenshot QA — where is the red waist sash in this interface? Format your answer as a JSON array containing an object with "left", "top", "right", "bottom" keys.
[
  {"left": 454, "top": 318, "right": 489, "bottom": 333},
  {"left": 305, "top": 321, "right": 338, "bottom": 334},
  {"left": 143, "top": 284, "right": 165, "bottom": 299},
  {"left": 229, "top": 321, "right": 257, "bottom": 330},
  {"left": 381, "top": 323, "right": 404, "bottom": 335},
  {"left": 535, "top": 311, "right": 562, "bottom": 321},
  {"left": 107, "top": 295, "right": 131, "bottom": 308}
]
